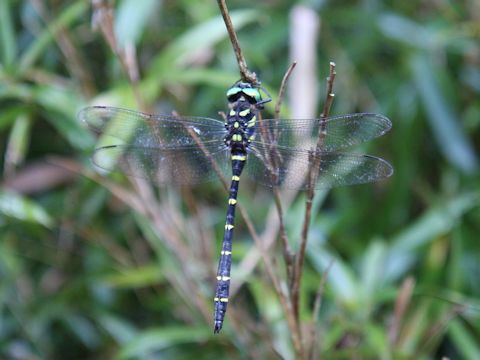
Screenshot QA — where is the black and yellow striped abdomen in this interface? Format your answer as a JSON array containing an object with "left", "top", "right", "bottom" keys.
[{"left": 213, "top": 90, "right": 259, "bottom": 334}]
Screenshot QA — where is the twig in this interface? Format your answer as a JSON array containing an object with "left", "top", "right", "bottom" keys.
[
  {"left": 389, "top": 277, "right": 415, "bottom": 347},
  {"left": 291, "top": 62, "right": 336, "bottom": 323},
  {"left": 257, "top": 61, "right": 298, "bottom": 264},
  {"left": 319, "top": 62, "right": 337, "bottom": 122},
  {"left": 274, "top": 62, "right": 297, "bottom": 119},
  {"left": 91, "top": 0, "right": 146, "bottom": 110},
  {"left": 216, "top": 0, "right": 258, "bottom": 84},
  {"left": 270, "top": 63, "right": 299, "bottom": 284},
  {"left": 30, "top": 0, "right": 95, "bottom": 97}
]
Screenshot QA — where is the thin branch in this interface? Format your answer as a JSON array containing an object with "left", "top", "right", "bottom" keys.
[
  {"left": 291, "top": 62, "right": 337, "bottom": 322},
  {"left": 319, "top": 62, "right": 337, "bottom": 122},
  {"left": 270, "top": 63, "right": 299, "bottom": 282},
  {"left": 30, "top": 0, "right": 95, "bottom": 97},
  {"left": 216, "top": 0, "right": 257, "bottom": 84},
  {"left": 91, "top": 0, "right": 146, "bottom": 110},
  {"left": 274, "top": 62, "right": 297, "bottom": 119},
  {"left": 388, "top": 277, "right": 415, "bottom": 346}
]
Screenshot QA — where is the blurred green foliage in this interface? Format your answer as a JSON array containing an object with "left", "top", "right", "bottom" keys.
[{"left": 1, "top": 0, "right": 479, "bottom": 359}]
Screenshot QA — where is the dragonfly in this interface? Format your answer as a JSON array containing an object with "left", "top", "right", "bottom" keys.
[{"left": 79, "top": 81, "right": 393, "bottom": 334}]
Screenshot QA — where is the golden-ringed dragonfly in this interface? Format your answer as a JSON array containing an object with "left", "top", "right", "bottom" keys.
[{"left": 79, "top": 81, "right": 393, "bottom": 334}]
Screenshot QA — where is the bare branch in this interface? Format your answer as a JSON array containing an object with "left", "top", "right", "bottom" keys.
[
  {"left": 291, "top": 62, "right": 337, "bottom": 325},
  {"left": 91, "top": 0, "right": 146, "bottom": 110},
  {"left": 216, "top": 0, "right": 258, "bottom": 84},
  {"left": 319, "top": 62, "right": 337, "bottom": 121},
  {"left": 274, "top": 62, "right": 297, "bottom": 119}
]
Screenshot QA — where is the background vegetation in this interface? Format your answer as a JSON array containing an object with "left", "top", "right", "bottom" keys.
[{"left": 1, "top": 0, "right": 479, "bottom": 359}]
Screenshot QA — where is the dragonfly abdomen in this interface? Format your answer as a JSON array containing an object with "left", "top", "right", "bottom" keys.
[{"left": 213, "top": 152, "right": 246, "bottom": 334}]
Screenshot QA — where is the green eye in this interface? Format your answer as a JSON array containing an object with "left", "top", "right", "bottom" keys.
[
  {"left": 226, "top": 87, "right": 242, "bottom": 98},
  {"left": 243, "top": 88, "right": 261, "bottom": 101},
  {"left": 226, "top": 84, "right": 262, "bottom": 102}
]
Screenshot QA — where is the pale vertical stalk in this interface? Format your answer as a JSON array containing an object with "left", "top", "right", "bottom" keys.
[
  {"left": 289, "top": 6, "right": 320, "bottom": 120},
  {"left": 287, "top": 6, "right": 321, "bottom": 349}
]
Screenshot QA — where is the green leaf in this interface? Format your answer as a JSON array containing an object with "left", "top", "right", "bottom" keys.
[
  {"left": 0, "top": 82, "right": 93, "bottom": 150},
  {"left": 385, "top": 192, "right": 480, "bottom": 282},
  {"left": 35, "top": 86, "right": 94, "bottom": 150},
  {"left": 307, "top": 245, "right": 360, "bottom": 305},
  {"left": 378, "top": 14, "right": 438, "bottom": 50},
  {"left": 100, "top": 265, "right": 165, "bottom": 288},
  {"left": 0, "top": 105, "right": 28, "bottom": 130},
  {"left": 156, "top": 9, "right": 259, "bottom": 68},
  {"left": 19, "top": 1, "right": 88, "bottom": 73},
  {"left": 360, "top": 240, "right": 387, "bottom": 305},
  {"left": 98, "top": 314, "right": 138, "bottom": 344},
  {"left": 411, "top": 54, "right": 478, "bottom": 173},
  {"left": 143, "top": 9, "right": 260, "bottom": 101},
  {"left": 117, "top": 327, "right": 210, "bottom": 359},
  {"left": 0, "top": 0, "right": 16, "bottom": 69},
  {"left": 448, "top": 319, "right": 480, "bottom": 359},
  {"left": 0, "top": 190, "right": 54, "bottom": 228},
  {"left": 391, "top": 192, "right": 479, "bottom": 252},
  {"left": 115, "top": 0, "right": 159, "bottom": 48},
  {"left": 5, "top": 113, "right": 32, "bottom": 171}
]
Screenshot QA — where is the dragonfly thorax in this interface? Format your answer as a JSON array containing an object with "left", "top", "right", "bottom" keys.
[{"left": 224, "top": 97, "right": 258, "bottom": 152}]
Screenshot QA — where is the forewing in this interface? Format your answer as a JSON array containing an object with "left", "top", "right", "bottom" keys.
[
  {"left": 79, "top": 106, "right": 226, "bottom": 147},
  {"left": 80, "top": 106, "right": 230, "bottom": 185},
  {"left": 247, "top": 145, "right": 393, "bottom": 189},
  {"left": 92, "top": 143, "right": 230, "bottom": 185},
  {"left": 252, "top": 113, "right": 391, "bottom": 152}
]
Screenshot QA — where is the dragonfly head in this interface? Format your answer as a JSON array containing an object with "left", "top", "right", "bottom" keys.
[{"left": 227, "top": 81, "right": 263, "bottom": 106}]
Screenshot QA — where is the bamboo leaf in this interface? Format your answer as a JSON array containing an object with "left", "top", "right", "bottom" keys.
[
  {"left": 115, "top": 0, "right": 159, "bottom": 48},
  {"left": 100, "top": 265, "right": 165, "bottom": 288},
  {"left": 0, "top": 190, "right": 54, "bottom": 228},
  {"left": 385, "top": 192, "right": 480, "bottom": 282},
  {"left": 19, "top": 1, "right": 88, "bottom": 73},
  {"left": 0, "top": 0, "right": 16, "bottom": 69},
  {"left": 118, "top": 327, "right": 209, "bottom": 359},
  {"left": 411, "top": 54, "right": 478, "bottom": 173},
  {"left": 5, "top": 113, "right": 32, "bottom": 172}
]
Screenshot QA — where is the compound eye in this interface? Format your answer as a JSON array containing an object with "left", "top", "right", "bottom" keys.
[
  {"left": 226, "top": 86, "right": 242, "bottom": 101},
  {"left": 242, "top": 88, "right": 261, "bottom": 101}
]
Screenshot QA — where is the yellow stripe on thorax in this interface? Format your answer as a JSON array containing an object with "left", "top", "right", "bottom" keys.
[
  {"left": 247, "top": 115, "right": 256, "bottom": 128},
  {"left": 239, "top": 109, "right": 250, "bottom": 117}
]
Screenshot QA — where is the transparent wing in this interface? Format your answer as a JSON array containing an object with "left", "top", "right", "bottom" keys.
[
  {"left": 79, "top": 106, "right": 227, "bottom": 147},
  {"left": 247, "top": 144, "right": 393, "bottom": 189},
  {"left": 79, "top": 106, "right": 230, "bottom": 185},
  {"left": 252, "top": 113, "right": 391, "bottom": 152},
  {"left": 92, "top": 142, "right": 230, "bottom": 185}
]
